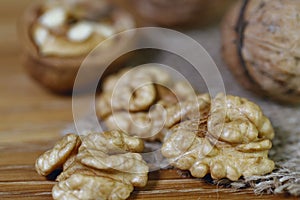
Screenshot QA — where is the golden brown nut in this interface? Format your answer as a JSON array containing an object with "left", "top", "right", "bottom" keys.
[
  {"left": 76, "top": 131, "right": 148, "bottom": 187},
  {"left": 20, "top": 0, "right": 135, "bottom": 93},
  {"left": 222, "top": 0, "right": 300, "bottom": 103},
  {"left": 165, "top": 93, "right": 211, "bottom": 128},
  {"left": 57, "top": 152, "right": 148, "bottom": 188},
  {"left": 162, "top": 93, "right": 275, "bottom": 181},
  {"left": 36, "top": 131, "right": 148, "bottom": 200},
  {"left": 208, "top": 93, "right": 274, "bottom": 143},
  {"left": 52, "top": 174, "right": 133, "bottom": 200},
  {"left": 78, "top": 148, "right": 147, "bottom": 173},
  {"left": 112, "top": 0, "right": 236, "bottom": 27},
  {"left": 97, "top": 67, "right": 172, "bottom": 118},
  {"left": 35, "top": 134, "right": 81, "bottom": 176},
  {"left": 80, "top": 130, "right": 144, "bottom": 154},
  {"left": 97, "top": 66, "right": 196, "bottom": 141},
  {"left": 104, "top": 102, "right": 170, "bottom": 141}
]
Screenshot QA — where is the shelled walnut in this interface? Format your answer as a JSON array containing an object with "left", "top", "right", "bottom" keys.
[
  {"left": 222, "top": 0, "right": 300, "bottom": 104},
  {"left": 96, "top": 66, "right": 196, "bottom": 141},
  {"left": 35, "top": 131, "right": 149, "bottom": 200},
  {"left": 53, "top": 174, "right": 133, "bottom": 200},
  {"left": 112, "top": 0, "right": 236, "bottom": 27},
  {"left": 162, "top": 93, "right": 275, "bottom": 181},
  {"left": 35, "top": 134, "right": 81, "bottom": 176},
  {"left": 20, "top": 0, "right": 135, "bottom": 93}
]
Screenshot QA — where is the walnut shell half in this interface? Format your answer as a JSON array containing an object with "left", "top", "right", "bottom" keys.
[
  {"left": 222, "top": 0, "right": 300, "bottom": 104},
  {"left": 20, "top": 0, "right": 135, "bottom": 93}
]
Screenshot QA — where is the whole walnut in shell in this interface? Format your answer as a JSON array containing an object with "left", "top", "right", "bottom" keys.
[
  {"left": 222, "top": 0, "right": 300, "bottom": 104},
  {"left": 162, "top": 93, "right": 275, "bottom": 181}
]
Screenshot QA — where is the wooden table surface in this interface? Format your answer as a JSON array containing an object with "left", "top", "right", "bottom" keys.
[{"left": 0, "top": 1, "right": 297, "bottom": 199}]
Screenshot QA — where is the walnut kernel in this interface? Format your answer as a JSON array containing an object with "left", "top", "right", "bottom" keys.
[
  {"left": 162, "top": 93, "right": 275, "bottom": 181},
  {"left": 35, "top": 134, "right": 81, "bottom": 176},
  {"left": 20, "top": 0, "right": 135, "bottom": 93},
  {"left": 97, "top": 66, "right": 197, "bottom": 141},
  {"left": 35, "top": 131, "right": 148, "bottom": 200},
  {"left": 52, "top": 174, "right": 133, "bottom": 200}
]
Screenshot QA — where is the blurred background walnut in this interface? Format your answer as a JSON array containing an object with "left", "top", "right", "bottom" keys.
[
  {"left": 35, "top": 131, "right": 149, "bottom": 200},
  {"left": 96, "top": 66, "right": 196, "bottom": 141},
  {"left": 20, "top": 0, "right": 135, "bottom": 93},
  {"left": 162, "top": 93, "right": 275, "bottom": 181},
  {"left": 222, "top": 0, "right": 300, "bottom": 104},
  {"left": 112, "top": 0, "right": 236, "bottom": 27}
]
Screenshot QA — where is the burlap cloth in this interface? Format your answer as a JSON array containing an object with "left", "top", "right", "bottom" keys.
[{"left": 64, "top": 26, "right": 300, "bottom": 196}]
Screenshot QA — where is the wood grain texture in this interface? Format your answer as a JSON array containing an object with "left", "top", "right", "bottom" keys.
[{"left": 0, "top": 1, "right": 297, "bottom": 200}]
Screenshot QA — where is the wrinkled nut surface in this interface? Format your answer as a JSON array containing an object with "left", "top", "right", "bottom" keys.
[
  {"left": 53, "top": 174, "right": 133, "bottom": 200},
  {"left": 35, "top": 134, "right": 81, "bottom": 176},
  {"left": 162, "top": 93, "right": 275, "bottom": 181},
  {"left": 78, "top": 148, "right": 148, "bottom": 174},
  {"left": 57, "top": 152, "right": 148, "bottom": 188},
  {"left": 97, "top": 66, "right": 197, "bottom": 141},
  {"left": 80, "top": 130, "right": 144, "bottom": 154},
  {"left": 208, "top": 93, "right": 274, "bottom": 144},
  {"left": 57, "top": 147, "right": 149, "bottom": 187},
  {"left": 104, "top": 105, "right": 168, "bottom": 141},
  {"left": 119, "top": 0, "right": 235, "bottom": 27},
  {"left": 165, "top": 93, "right": 211, "bottom": 128},
  {"left": 35, "top": 131, "right": 148, "bottom": 200},
  {"left": 222, "top": 0, "right": 300, "bottom": 103},
  {"left": 97, "top": 67, "right": 172, "bottom": 118}
]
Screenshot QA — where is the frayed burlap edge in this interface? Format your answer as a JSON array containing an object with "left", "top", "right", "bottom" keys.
[
  {"left": 215, "top": 164, "right": 300, "bottom": 196},
  {"left": 213, "top": 127, "right": 300, "bottom": 196}
]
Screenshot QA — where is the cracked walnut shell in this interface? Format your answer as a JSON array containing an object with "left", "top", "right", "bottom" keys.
[
  {"left": 162, "top": 93, "right": 275, "bottom": 181},
  {"left": 222, "top": 0, "right": 300, "bottom": 103},
  {"left": 20, "top": 0, "right": 135, "bottom": 93}
]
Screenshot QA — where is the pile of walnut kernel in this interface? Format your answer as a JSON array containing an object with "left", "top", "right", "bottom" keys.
[
  {"left": 36, "top": 131, "right": 148, "bottom": 200},
  {"left": 96, "top": 67, "right": 196, "bottom": 141},
  {"left": 36, "top": 66, "right": 275, "bottom": 199},
  {"left": 96, "top": 66, "right": 275, "bottom": 180}
]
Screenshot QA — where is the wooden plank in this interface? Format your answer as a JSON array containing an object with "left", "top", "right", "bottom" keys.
[{"left": 0, "top": 174, "right": 296, "bottom": 200}]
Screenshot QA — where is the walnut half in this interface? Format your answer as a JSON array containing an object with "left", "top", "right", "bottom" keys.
[
  {"left": 162, "top": 93, "right": 275, "bottom": 181},
  {"left": 35, "top": 131, "right": 149, "bottom": 200},
  {"left": 96, "top": 66, "right": 197, "bottom": 141},
  {"left": 52, "top": 174, "right": 133, "bottom": 200},
  {"left": 35, "top": 134, "right": 81, "bottom": 176}
]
